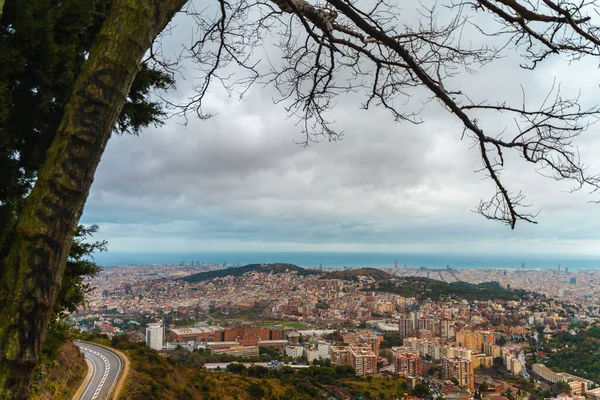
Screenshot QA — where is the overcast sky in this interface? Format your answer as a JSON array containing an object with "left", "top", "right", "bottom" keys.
[{"left": 80, "top": 0, "right": 600, "bottom": 257}]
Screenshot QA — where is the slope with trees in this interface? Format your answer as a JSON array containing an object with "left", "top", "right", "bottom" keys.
[
  {"left": 321, "top": 268, "right": 393, "bottom": 281},
  {"left": 181, "top": 263, "right": 318, "bottom": 283},
  {"left": 545, "top": 325, "right": 600, "bottom": 383},
  {"left": 3, "top": 0, "right": 600, "bottom": 396},
  {"left": 374, "top": 278, "right": 531, "bottom": 302}
]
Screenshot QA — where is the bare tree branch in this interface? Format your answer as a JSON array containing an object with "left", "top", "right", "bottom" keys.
[{"left": 176, "top": 0, "right": 600, "bottom": 228}]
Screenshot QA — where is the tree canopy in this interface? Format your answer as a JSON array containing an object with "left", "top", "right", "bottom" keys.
[{"left": 0, "top": 0, "right": 173, "bottom": 250}]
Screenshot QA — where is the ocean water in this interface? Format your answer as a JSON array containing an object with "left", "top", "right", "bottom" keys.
[{"left": 92, "top": 251, "right": 600, "bottom": 270}]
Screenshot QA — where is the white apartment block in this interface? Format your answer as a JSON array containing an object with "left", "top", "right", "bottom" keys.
[{"left": 146, "top": 322, "right": 164, "bottom": 350}]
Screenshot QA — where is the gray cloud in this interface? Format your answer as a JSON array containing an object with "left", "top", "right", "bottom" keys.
[{"left": 81, "top": 0, "right": 600, "bottom": 257}]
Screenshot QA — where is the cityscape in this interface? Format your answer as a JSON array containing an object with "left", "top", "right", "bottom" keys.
[{"left": 70, "top": 260, "right": 600, "bottom": 399}]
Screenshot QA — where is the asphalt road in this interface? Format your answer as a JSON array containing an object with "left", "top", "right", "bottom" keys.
[{"left": 74, "top": 341, "right": 123, "bottom": 400}]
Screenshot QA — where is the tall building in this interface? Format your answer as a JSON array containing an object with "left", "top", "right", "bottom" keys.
[
  {"left": 417, "top": 318, "right": 433, "bottom": 331},
  {"left": 442, "top": 356, "right": 474, "bottom": 392},
  {"left": 146, "top": 322, "right": 164, "bottom": 350},
  {"left": 410, "top": 311, "right": 419, "bottom": 329},
  {"left": 395, "top": 352, "right": 423, "bottom": 377},
  {"left": 399, "top": 317, "right": 414, "bottom": 339},
  {"left": 440, "top": 319, "right": 456, "bottom": 341}
]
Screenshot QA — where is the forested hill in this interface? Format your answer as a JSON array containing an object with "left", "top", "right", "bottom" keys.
[
  {"left": 180, "top": 265, "right": 527, "bottom": 301},
  {"left": 180, "top": 263, "right": 318, "bottom": 283},
  {"left": 321, "top": 267, "right": 392, "bottom": 281},
  {"left": 374, "top": 277, "right": 530, "bottom": 301}
]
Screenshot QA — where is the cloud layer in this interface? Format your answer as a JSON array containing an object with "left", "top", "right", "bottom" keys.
[{"left": 81, "top": 2, "right": 600, "bottom": 257}]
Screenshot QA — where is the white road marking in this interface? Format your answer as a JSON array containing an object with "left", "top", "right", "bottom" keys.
[
  {"left": 81, "top": 347, "right": 111, "bottom": 400},
  {"left": 76, "top": 341, "right": 124, "bottom": 400}
]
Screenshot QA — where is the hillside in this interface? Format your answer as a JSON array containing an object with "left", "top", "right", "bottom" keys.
[
  {"left": 181, "top": 263, "right": 527, "bottom": 302},
  {"left": 29, "top": 341, "right": 87, "bottom": 399},
  {"left": 321, "top": 267, "right": 392, "bottom": 281},
  {"left": 180, "top": 263, "right": 317, "bottom": 283},
  {"left": 374, "top": 277, "right": 529, "bottom": 301}
]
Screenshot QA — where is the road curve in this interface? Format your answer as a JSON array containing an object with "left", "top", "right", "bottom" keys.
[{"left": 74, "top": 340, "right": 123, "bottom": 400}]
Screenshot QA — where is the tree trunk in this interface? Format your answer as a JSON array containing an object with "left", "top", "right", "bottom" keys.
[
  {"left": 0, "top": 0, "right": 185, "bottom": 397},
  {"left": 0, "top": 0, "right": 4, "bottom": 19}
]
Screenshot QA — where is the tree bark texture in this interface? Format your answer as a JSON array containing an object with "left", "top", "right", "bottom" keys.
[{"left": 0, "top": 0, "right": 185, "bottom": 397}]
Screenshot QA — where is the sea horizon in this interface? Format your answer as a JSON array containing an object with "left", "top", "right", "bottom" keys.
[{"left": 92, "top": 251, "right": 600, "bottom": 271}]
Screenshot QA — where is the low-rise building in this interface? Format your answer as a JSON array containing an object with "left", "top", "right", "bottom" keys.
[
  {"left": 285, "top": 345, "right": 304, "bottom": 359},
  {"left": 212, "top": 346, "right": 259, "bottom": 357}
]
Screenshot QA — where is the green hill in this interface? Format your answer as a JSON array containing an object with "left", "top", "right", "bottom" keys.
[
  {"left": 374, "top": 277, "right": 529, "bottom": 301},
  {"left": 180, "top": 263, "right": 318, "bottom": 283},
  {"left": 321, "top": 267, "right": 392, "bottom": 281}
]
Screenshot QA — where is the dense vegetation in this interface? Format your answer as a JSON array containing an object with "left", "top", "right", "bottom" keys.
[
  {"left": 545, "top": 325, "right": 600, "bottom": 383},
  {"left": 321, "top": 268, "right": 392, "bottom": 281},
  {"left": 374, "top": 277, "right": 530, "bottom": 301},
  {"left": 181, "top": 263, "right": 318, "bottom": 283}
]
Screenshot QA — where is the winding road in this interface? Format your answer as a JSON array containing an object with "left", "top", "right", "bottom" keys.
[{"left": 74, "top": 340, "right": 123, "bottom": 400}]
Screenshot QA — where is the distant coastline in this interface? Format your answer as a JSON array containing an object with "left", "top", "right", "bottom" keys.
[{"left": 92, "top": 251, "right": 600, "bottom": 270}]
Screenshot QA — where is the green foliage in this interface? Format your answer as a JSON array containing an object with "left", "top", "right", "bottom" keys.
[
  {"left": 503, "top": 387, "right": 516, "bottom": 400},
  {"left": 247, "top": 383, "right": 266, "bottom": 399},
  {"left": 227, "top": 363, "right": 248, "bottom": 375},
  {"left": 380, "top": 334, "right": 404, "bottom": 349},
  {"left": 181, "top": 263, "right": 318, "bottom": 283},
  {"left": 553, "top": 380, "right": 572, "bottom": 394},
  {"left": 55, "top": 225, "right": 105, "bottom": 319},
  {"left": 334, "top": 365, "right": 357, "bottom": 379},
  {"left": 546, "top": 325, "right": 600, "bottom": 383},
  {"left": 0, "top": 0, "right": 173, "bottom": 255},
  {"left": 375, "top": 277, "right": 530, "bottom": 301},
  {"left": 247, "top": 366, "right": 270, "bottom": 378},
  {"left": 321, "top": 268, "right": 392, "bottom": 281}
]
